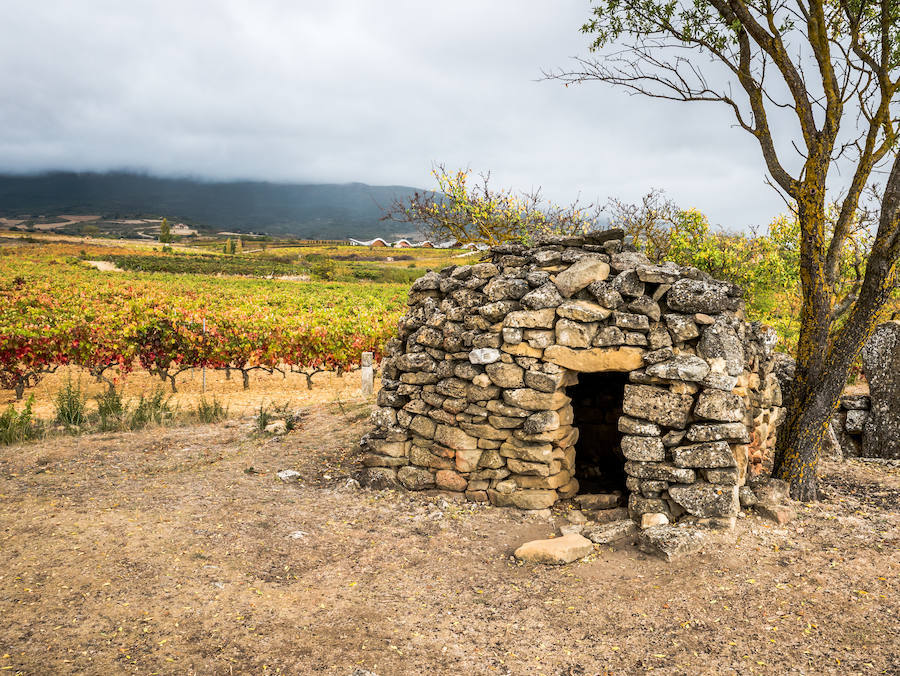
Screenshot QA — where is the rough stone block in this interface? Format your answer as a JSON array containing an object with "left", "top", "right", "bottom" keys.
[
  {"left": 668, "top": 483, "right": 739, "bottom": 517},
  {"left": 510, "top": 489, "right": 559, "bottom": 510},
  {"left": 553, "top": 258, "right": 611, "bottom": 297},
  {"left": 520, "top": 283, "right": 565, "bottom": 310},
  {"left": 621, "top": 435, "right": 666, "bottom": 461},
  {"left": 574, "top": 492, "right": 622, "bottom": 510},
  {"left": 454, "top": 449, "right": 482, "bottom": 473},
  {"left": 618, "top": 416, "right": 662, "bottom": 436},
  {"left": 397, "top": 466, "right": 435, "bottom": 490},
  {"left": 435, "top": 469, "right": 467, "bottom": 492},
  {"left": 504, "top": 308, "right": 557, "bottom": 329},
  {"left": 514, "top": 532, "right": 594, "bottom": 564},
  {"left": 585, "top": 520, "right": 637, "bottom": 544},
  {"left": 694, "top": 390, "right": 745, "bottom": 422},
  {"left": 672, "top": 441, "right": 736, "bottom": 468},
  {"left": 469, "top": 347, "right": 501, "bottom": 364},
  {"left": 485, "top": 362, "right": 524, "bottom": 388},
  {"left": 544, "top": 346, "right": 645, "bottom": 372},
  {"left": 667, "top": 278, "right": 740, "bottom": 314},
  {"left": 557, "top": 300, "right": 612, "bottom": 322},
  {"left": 645, "top": 355, "right": 710, "bottom": 382},
  {"left": 434, "top": 424, "right": 477, "bottom": 450},
  {"left": 503, "top": 388, "right": 570, "bottom": 411},
  {"left": 637, "top": 525, "right": 707, "bottom": 561},
  {"left": 625, "top": 461, "right": 696, "bottom": 484},
  {"left": 622, "top": 384, "right": 694, "bottom": 428},
  {"left": 686, "top": 422, "right": 749, "bottom": 442}
]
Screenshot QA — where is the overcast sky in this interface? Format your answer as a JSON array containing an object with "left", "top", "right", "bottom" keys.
[{"left": 0, "top": 0, "right": 794, "bottom": 230}]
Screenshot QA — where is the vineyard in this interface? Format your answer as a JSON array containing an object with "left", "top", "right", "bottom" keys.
[{"left": 1, "top": 244, "right": 409, "bottom": 399}]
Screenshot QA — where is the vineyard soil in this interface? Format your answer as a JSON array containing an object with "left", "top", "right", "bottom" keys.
[
  {"left": 1, "top": 404, "right": 898, "bottom": 674},
  {"left": 4, "top": 364, "right": 380, "bottom": 419}
]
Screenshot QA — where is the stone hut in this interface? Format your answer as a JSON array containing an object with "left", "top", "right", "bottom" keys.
[{"left": 360, "top": 230, "right": 785, "bottom": 523}]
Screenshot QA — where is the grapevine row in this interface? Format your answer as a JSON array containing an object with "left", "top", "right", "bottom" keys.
[{"left": 1, "top": 249, "right": 407, "bottom": 398}]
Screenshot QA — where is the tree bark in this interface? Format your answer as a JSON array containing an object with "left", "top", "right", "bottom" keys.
[{"left": 774, "top": 154, "right": 900, "bottom": 500}]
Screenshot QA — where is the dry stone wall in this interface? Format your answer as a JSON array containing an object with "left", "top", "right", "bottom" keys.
[
  {"left": 360, "top": 230, "right": 785, "bottom": 522},
  {"left": 827, "top": 321, "right": 900, "bottom": 460}
]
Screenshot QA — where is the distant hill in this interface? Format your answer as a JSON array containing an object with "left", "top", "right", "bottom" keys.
[{"left": 0, "top": 171, "right": 423, "bottom": 238}]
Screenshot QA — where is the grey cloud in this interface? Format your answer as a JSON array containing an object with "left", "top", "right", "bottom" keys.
[{"left": 0, "top": 0, "right": 792, "bottom": 229}]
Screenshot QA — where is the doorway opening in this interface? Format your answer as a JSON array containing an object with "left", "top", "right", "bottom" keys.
[{"left": 568, "top": 371, "right": 629, "bottom": 495}]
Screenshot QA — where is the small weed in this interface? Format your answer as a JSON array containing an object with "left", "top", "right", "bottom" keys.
[
  {"left": 0, "top": 397, "right": 41, "bottom": 445},
  {"left": 95, "top": 387, "right": 127, "bottom": 431},
  {"left": 130, "top": 388, "right": 175, "bottom": 429},
  {"left": 54, "top": 378, "right": 87, "bottom": 428},
  {"left": 195, "top": 396, "right": 228, "bottom": 423},
  {"left": 255, "top": 403, "right": 273, "bottom": 433}
]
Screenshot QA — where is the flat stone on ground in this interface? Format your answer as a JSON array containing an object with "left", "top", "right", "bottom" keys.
[{"left": 514, "top": 532, "right": 594, "bottom": 564}]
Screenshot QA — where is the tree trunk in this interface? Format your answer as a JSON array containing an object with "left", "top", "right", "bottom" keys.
[
  {"left": 241, "top": 370, "right": 250, "bottom": 390},
  {"left": 774, "top": 157, "right": 900, "bottom": 500},
  {"left": 772, "top": 364, "right": 844, "bottom": 501},
  {"left": 14, "top": 379, "right": 24, "bottom": 400}
]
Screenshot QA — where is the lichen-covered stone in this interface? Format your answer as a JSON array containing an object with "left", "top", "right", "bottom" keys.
[
  {"left": 686, "top": 422, "right": 749, "bottom": 442},
  {"left": 672, "top": 441, "right": 736, "bottom": 468},
  {"left": 667, "top": 278, "right": 740, "bottom": 314},
  {"left": 555, "top": 319, "right": 598, "bottom": 348},
  {"left": 623, "top": 385, "right": 694, "bottom": 428},
  {"left": 557, "top": 300, "right": 612, "bottom": 322},
  {"left": 621, "top": 435, "right": 666, "bottom": 461},
  {"left": 434, "top": 424, "right": 478, "bottom": 450},
  {"left": 618, "top": 416, "right": 662, "bottom": 436},
  {"left": 861, "top": 321, "right": 900, "bottom": 459},
  {"left": 553, "top": 258, "right": 611, "bottom": 297},
  {"left": 397, "top": 466, "right": 435, "bottom": 490},
  {"left": 698, "top": 318, "right": 745, "bottom": 376},
  {"left": 586, "top": 520, "right": 637, "bottom": 544},
  {"left": 693, "top": 390, "right": 745, "bottom": 422},
  {"left": 668, "top": 483, "right": 739, "bottom": 517},
  {"left": 587, "top": 280, "right": 624, "bottom": 308},
  {"left": 520, "top": 283, "right": 565, "bottom": 310},
  {"left": 504, "top": 308, "right": 557, "bottom": 328},
  {"left": 625, "top": 461, "right": 696, "bottom": 483},
  {"left": 469, "top": 347, "right": 501, "bottom": 365},
  {"left": 638, "top": 525, "right": 706, "bottom": 560},
  {"left": 645, "top": 355, "right": 710, "bottom": 382}
]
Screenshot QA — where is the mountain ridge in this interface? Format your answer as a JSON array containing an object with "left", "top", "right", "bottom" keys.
[{"left": 0, "top": 171, "right": 424, "bottom": 238}]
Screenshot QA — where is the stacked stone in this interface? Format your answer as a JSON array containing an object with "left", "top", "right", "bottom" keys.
[
  {"left": 831, "top": 395, "right": 870, "bottom": 458},
  {"left": 360, "top": 229, "right": 785, "bottom": 522},
  {"left": 827, "top": 319, "right": 900, "bottom": 460}
]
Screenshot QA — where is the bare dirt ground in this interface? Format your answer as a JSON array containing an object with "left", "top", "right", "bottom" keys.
[{"left": 1, "top": 404, "right": 898, "bottom": 675}]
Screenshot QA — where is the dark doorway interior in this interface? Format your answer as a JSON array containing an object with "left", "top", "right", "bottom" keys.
[{"left": 568, "top": 371, "right": 629, "bottom": 494}]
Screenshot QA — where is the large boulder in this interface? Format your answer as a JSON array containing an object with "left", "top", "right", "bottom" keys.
[{"left": 861, "top": 321, "right": 900, "bottom": 459}]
